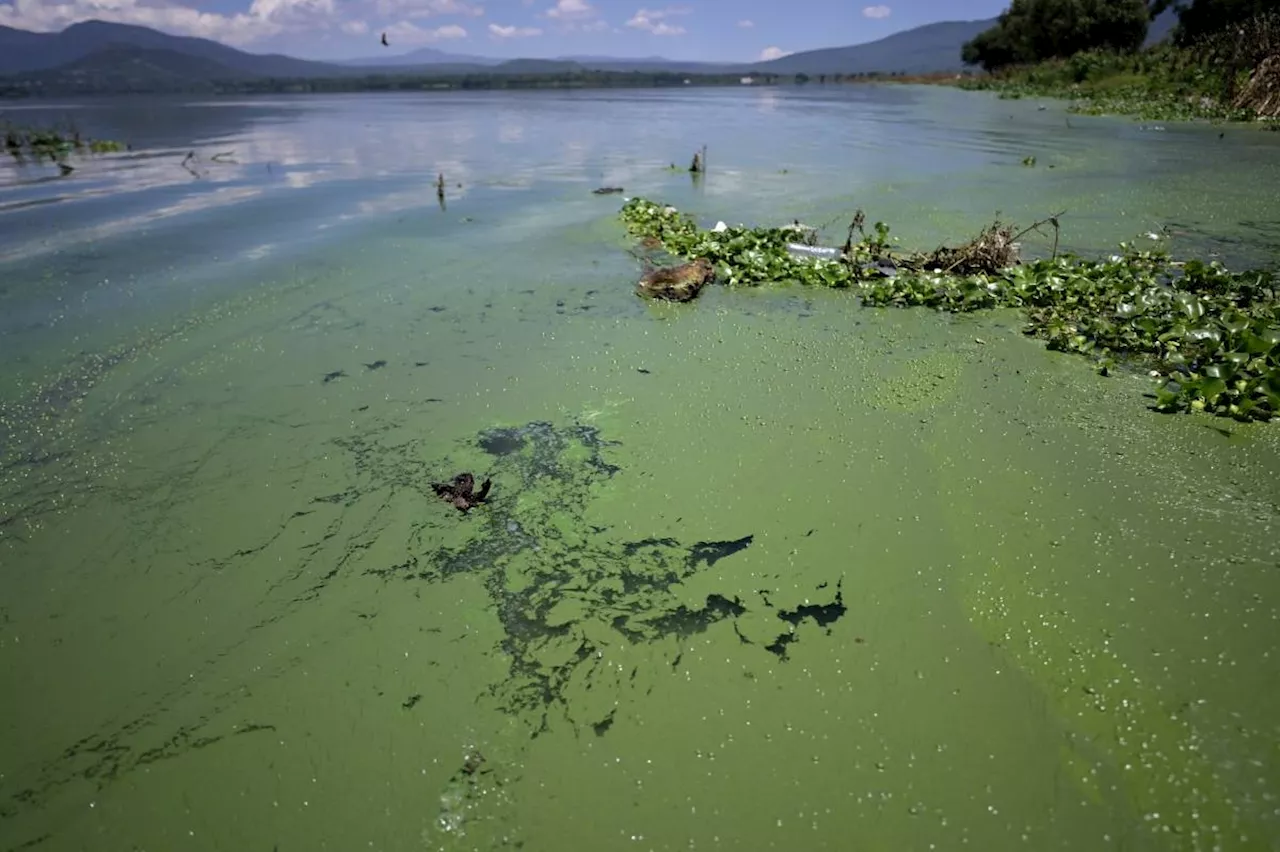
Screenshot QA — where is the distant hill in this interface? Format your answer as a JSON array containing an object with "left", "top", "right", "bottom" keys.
[
  {"left": 0, "top": 16, "right": 1001, "bottom": 83},
  {"left": 340, "top": 46, "right": 502, "bottom": 67},
  {"left": 555, "top": 55, "right": 738, "bottom": 73},
  {"left": 0, "top": 19, "right": 357, "bottom": 78},
  {"left": 25, "top": 45, "right": 241, "bottom": 92},
  {"left": 560, "top": 54, "right": 670, "bottom": 63},
  {"left": 488, "top": 58, "right": 582, "bottom": 74},
  {"left": 573, "top": 58, "right": 742, "bottom": 74},
  {"left": 5, "top": 14, "right": 1190, "bottom": 94},
  {"left": 340, "top": 48, "right": 734, "bottom": 73},
  {"left": 753, "top": 18, "right": 997, "bottom": 76}
]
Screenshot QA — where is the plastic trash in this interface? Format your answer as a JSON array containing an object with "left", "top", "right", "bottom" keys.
[{"left": 785, "top": 243, "right": 841, "bottom": 260}]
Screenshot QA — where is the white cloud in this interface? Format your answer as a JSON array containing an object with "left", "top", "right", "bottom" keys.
[
  {"left": 625, "top": 6, "right": 689, "bottom": 35},
  {"left": 544, "top": 0, "right": 595, "bottom": 20},
  {"left": 0, "top": 0, "right": 396, "bottom": 45},
  {"left": 488, "top": 22, "right": 541, "bottom": 37},
  {"left": 374, "top": 0, "right": 483, "bottom": 19},
  {"left": 862, "top": 5, "right": 891, "bottom": 19},
  {"left": 736, "top": 19, "right": 753, "bottom": 28},
  {"left": 251, "top": 0, "right": 336, "bottom": 26},
  {"left": 758, "top": 45, "right": 789, "bottom": 61},
  {"left": 384, "top": 20, "right": 468, "bottom": 42},
  {"left": 0, "top": 0, "right": 297, "bottom": 44},
  {"left": 0, "top": 0, "right": 498, "bottom": 45}
]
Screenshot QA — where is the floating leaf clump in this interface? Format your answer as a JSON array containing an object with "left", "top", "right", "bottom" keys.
[{"left": 620, "top": 197, "right": 1280, "bottom": 421}]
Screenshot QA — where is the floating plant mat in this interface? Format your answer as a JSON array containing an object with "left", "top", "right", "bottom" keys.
[
  {"left": 620, "top": 197, "right": 1280, "bottom": 422},
  {"left": 366, "top": 420, "right": 847, "bottom": 737}
]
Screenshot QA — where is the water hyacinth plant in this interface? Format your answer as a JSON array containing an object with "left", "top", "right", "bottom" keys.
[{"left": 619, "top": 197, "right": 1280, "bottom": 422}]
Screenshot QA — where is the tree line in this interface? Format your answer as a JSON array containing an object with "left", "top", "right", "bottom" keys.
[
  {"left": 962, "top": 0, "right": 1280, "bottom": 71},
  {"left": 0, "top": 69, "right": 945, "bottom": 99}
]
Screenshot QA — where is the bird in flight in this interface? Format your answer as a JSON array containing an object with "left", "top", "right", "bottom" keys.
[{"left": 381, "top": 32, "right": 389, "bottom": 46}]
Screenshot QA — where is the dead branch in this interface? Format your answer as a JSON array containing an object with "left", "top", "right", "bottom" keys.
[
  {"left": 180, "top": 150, "right": 201, "bottom": 178},
  {"left": 1011, "top": 210, "right": 1066, "bottom": 260}
]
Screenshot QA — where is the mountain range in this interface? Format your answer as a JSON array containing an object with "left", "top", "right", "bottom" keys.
[
  {"left": 0, "top": 20, "right": 351, "bottom": 78},
  {"left": 0, "top": 17, "right": 999, "bottom": 89},
  {"left": 0, "top": 12, "right": 1179, "bottom": 94}
]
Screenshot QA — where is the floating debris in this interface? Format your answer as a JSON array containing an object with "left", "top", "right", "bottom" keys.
[
  {"left": 916, "top": 218, "right": 1024, "bottom": 276},
  {"left": 431, "top": 745, "right": 496, "bottom": 841},
  {"left": 636, "top": 258, "right": 716, "bottom": 302},
  {"left": 618, "top": 197, "right": 1280, "bottom": 421},
  {"left": 431, "top": 472, "right": 491, "bottom": 513}
]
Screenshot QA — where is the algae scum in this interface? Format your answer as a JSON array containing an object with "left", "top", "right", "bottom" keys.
[
  {"left": 361, "top": 419, "right": 845, "bottom": 736},
  {"left": 3, "top": 90, "right": 1280, "bottom": 851},
  {"left": 335, "top": 417, "right": 851, "bottom": 844}
]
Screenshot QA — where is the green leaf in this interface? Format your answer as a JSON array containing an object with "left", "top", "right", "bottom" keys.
[
  {"left": 1184, "top": 326, "right": 1222, "bottom": 345},
  {"left": 1241, "top": 330, "right": 1277, "bottom": 355},
  {"left": 1175, "top": 292, "right": 1205, "bottom": 321},
  {"left": 1221, "top": 312, "right": 1250, "bottom": 335},
  {"left": 1200, "top": 377, "right": 1228, "bottom": 402},
  {"left": 1205, "top": 362, "right": 1237, "bottom": 381}
]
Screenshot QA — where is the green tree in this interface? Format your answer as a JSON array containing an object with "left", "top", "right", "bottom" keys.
[
  {"left": 963, "top": 0, "right": 1151, "bottom": 71},
  {"left": 962, "top": 25, "right": 1028, "bottom": 69}
]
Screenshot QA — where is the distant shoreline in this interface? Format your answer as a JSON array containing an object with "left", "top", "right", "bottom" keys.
[{"left": 0, "top": 70, "right": 973, "bottom": 100}]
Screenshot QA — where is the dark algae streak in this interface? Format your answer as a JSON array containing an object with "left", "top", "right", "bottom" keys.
[{"left": 358, "top": 421, "right": 847, "bottom": 738}]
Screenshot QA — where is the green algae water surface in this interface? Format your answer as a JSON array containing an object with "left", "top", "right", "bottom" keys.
[{"left": 1, "top": 86, "right": 1279, "bottom": 852}]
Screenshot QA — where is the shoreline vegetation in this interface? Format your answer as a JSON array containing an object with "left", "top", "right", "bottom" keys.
[
  {"left": 1, "top": 58, "right": 1273, "bottom": 125},
  {"left": 953, "top": 43, "right": 1278, "bottom": 123},
  {"left": 952, "top": 3, "right": 1280, "bottom": 123},
  {"left": 620, "top": 198, "right": 1280, "bottom": 423},
  {"left": 0, "top": 68, "right": 964, "bottom": 99}
]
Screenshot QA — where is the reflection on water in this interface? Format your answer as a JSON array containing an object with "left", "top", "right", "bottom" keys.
[
  {"left": 4, "top": 88, "right": 1278, "bottom": 275},
  {"left": 1, "top": 87, "right": 1279, "bottom": 852}
]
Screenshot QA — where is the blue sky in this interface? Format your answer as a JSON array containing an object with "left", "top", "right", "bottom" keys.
[{"left": 0, "top": 0, "right": 1013, "bottom": 61}]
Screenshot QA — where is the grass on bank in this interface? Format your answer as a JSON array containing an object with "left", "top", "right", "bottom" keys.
[
  {"left": 958, "top": 46, "right": 1256, "bottom": 121},
  {"left": 956, "top": 12, "right": 1280, "bottom": 123},
  {"left": 620, "top": 197, "right": 1280, "bottom": 423}
]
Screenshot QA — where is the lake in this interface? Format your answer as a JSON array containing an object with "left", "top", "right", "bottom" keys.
[{"left": 1, "top": 85, "right": 1279, "bottom": 852}]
